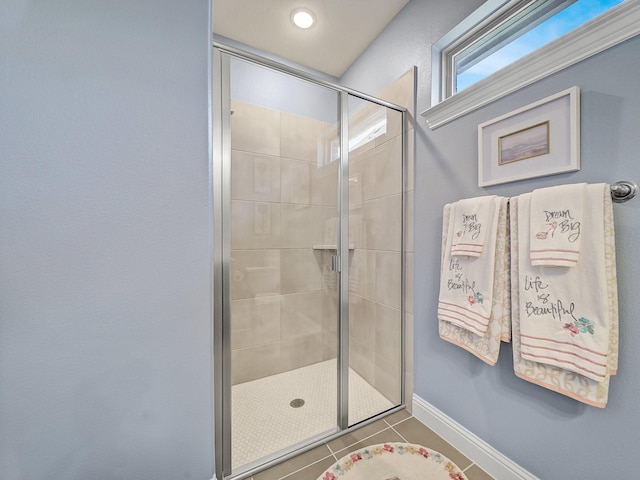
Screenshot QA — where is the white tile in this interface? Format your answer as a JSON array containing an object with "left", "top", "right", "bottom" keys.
[
  {"left": 281, "top": 112, "right": 323, "bottom": 162},
  {"left": 280, "top": 249, "right": 322, "bottom": 294},
  {"left": 231, "top": 200, "right": 281, "bottom": 250},
  {"left": 281, "top": 158, "right": 311, "bottom": 205},
  {"left": 231, "top": 359, "right": 394, "bottom": 469},
  {"left": 231, "top": 296, "right": 281, "bottom": 349},
  {"left": 231, "top": 150, "right": 280, "bottom": 202},
  {"left": 362, "top": 195, "right": 402, "bottom": 251},
  {"left": 375, "top": 251, "right": 402, "bottom": 309},
  {"left": 281, "top": 204, "right": 338, "bottom": 248},
  {"left": 375, "top": 303, "right": 402, "bottom": 365},
  {"left": 231, "top": 100, "right": 280, "bottom": 156},
  {"left": 231, "top": 249, "right": 280, "bottom": 300}
]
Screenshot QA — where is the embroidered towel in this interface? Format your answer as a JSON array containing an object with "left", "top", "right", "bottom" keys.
[
  {"left": 517, "top": 184, "right": 615, "bottom": 383},
  {"left": 530, "top": 183, "right": 586, "bottom": 267},
  {"left": 439, "top": 198, "right": 511, "bottom": 366},
  {"left": 510, "top": 194, "right": 618, "bottom": 407},
  {"left": 450, "top": 196, "right": 497, "bottom": 257},
  {"left": 438, "top": 196, "right": 502, "bottom": 338}
]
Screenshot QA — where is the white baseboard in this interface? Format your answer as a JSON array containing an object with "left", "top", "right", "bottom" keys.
[{"left": 412, "top": 394, "right": 539, "bottom": 480}]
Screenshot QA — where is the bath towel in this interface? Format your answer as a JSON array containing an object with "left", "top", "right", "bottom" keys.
[
  {"left": 450, "top": 196, "right": 497, "bottom": 257},
  {"left": 519, "top": 186, "right": 612, "bottom": 381},
  {"left": 530, "top": 183, "right": 585, "bottom": 267},
  {"left": 510, "top": 188, "right": 618, "bottom": 407},
  {"left": 439, "top": 198, "right": 511, "bottom": 365}
]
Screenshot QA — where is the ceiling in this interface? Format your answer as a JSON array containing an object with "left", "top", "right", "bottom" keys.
[{"left": 213, "top": 0, "right": 410, "bottom": 78}]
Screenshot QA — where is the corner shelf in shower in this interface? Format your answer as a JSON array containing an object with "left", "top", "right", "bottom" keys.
[{"left": 312, "top": 245, "right": 355, "bottom": 250}]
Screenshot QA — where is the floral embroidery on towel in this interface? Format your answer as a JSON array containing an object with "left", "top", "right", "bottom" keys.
[
  {"left": 467, "top": 291, "right": 484, "bottom": 306},
  {"left": 563, "top": 317, "right": 595, "bottom": 336}
]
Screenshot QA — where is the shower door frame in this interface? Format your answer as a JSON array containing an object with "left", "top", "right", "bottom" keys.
[{"left": 212, "top": 43, "right": 408, "bottom": 480}]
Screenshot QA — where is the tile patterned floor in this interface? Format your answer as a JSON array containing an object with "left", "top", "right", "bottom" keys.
[
  {"left": 250, "top": 410, "right": 494, "bottom": 480},
  {"left": 232, "top": 360, "right": 394, "bottom": 470}
]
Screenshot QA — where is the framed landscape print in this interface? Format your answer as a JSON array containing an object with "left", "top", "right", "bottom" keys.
[{"left": 478, "top": 86, "right": 580, "bottom": 187}]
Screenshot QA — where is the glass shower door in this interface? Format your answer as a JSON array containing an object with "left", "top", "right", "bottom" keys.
[
  {"left": 226, "top": 55, "right": 341, "bottom": 475},
  {"left": 347, "top": 95, "right": 404, "bottom": 426},
  {"left": 214, "top": 47, "right": 406, "bottom": 480}
]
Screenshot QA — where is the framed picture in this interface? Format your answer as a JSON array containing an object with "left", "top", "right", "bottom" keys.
[{"left": 478, "top": 86, "right": 580, "bottom": 187}]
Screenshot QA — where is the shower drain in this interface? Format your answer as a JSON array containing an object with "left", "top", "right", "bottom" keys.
[{"left": 289, "top": 398, "right": 305, "bottom": 408}]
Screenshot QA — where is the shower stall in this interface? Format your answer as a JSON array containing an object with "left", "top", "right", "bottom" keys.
[{"left": 213, "top": 44, "right": 407, "bottom": 479}]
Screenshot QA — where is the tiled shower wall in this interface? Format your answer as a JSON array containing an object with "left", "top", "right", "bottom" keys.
[
  {"left": 348, "top": 69, "right": 415, "bottom": 405},
  {"left": 230, "top": 100, "right": 339, "bottom": 385}
]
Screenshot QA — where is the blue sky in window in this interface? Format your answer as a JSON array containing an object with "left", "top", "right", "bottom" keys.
[{"left": 456, "top": 0, "right": 625, "bottom": 92}]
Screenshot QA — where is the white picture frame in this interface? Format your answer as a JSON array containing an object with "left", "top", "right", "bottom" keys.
[{"left": 478, "top": 86, "right": 580, "bottom": 187}]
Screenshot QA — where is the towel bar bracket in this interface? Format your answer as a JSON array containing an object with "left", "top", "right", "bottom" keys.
[{"left": 610, "top": 180, "right": 638, "bottom": 203}]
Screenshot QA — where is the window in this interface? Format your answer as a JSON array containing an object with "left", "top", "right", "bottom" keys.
[
  {"left": 423, "top": 0, "right": 640, "bottom": 128},
  {"left": 451, "top": 0, "right": 624, "bottom": 95}
]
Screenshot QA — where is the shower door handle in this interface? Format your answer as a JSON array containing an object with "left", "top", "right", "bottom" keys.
[{"left": 331, "top": 255, "right": 341, "bottom": 272}]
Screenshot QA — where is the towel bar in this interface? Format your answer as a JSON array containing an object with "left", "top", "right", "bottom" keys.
[{"left": 610, "top": 180, "right": 638, "bottom": 203}]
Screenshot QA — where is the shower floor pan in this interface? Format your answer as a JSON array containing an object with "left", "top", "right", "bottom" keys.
[{"left": 231, "top": 358, "right": 395, "bottom": 470}]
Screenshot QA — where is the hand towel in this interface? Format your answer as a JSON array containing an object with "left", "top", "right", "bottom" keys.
[
  {"left": 510, "top": 187, "right": 618, "bottom": 408},
  {"left": 438, "top": 198, "right": 500, "bottom": 337},
  {"left": 530, "top": 183, "right": 585, "bottom": 267},
  {"left": 439, "top": 198, "right": 511, "bottom": 366},
  {"left": 450, "top": 196, "right": 497, "bottom": 257}
]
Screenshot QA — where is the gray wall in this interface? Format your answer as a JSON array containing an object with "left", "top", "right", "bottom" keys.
[
  {"left": 341, "top": 1, "right": 640, "bottom": 478},
  {"left": 0, "top": 1, "right": 214, "bottom": 479}
]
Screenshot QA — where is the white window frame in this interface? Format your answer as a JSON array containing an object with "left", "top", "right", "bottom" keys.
[{"left": 422, "top": 0, "right": 640, "bottom": 129}]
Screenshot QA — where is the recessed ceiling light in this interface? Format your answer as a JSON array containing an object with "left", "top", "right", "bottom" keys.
[{"left": 291, "top": 8, "right": 315, "bottom": 29}]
